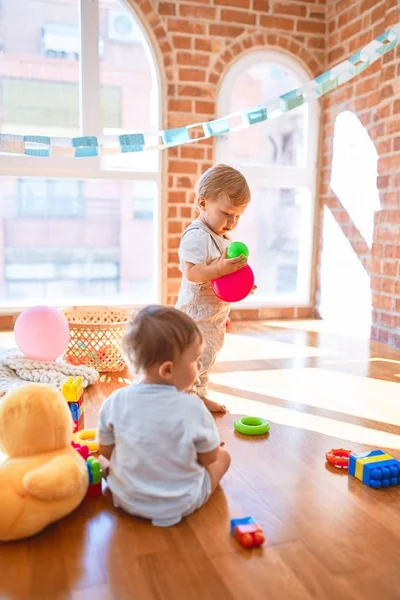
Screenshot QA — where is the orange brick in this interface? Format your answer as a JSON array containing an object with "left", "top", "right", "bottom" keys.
[
  {"left": 383, "top": 262, "right": 398, "bottom": 277},
  {"left": 177, "top": 51, "right": 210, "bottom": 67},
  {"left": 168, "top": 206, "right": 178, "bottom": 218},
  {"left": 177, "top": 176, "right": 195, "bottom": 188},
  {"left": 169, "top": 236, "right": 181, "bottom": 250},
  {"left": 179, "top": 68, "right": 206, "bottom": 82},
  {"left": 168, "top": 99, "right": 193, "bottom": 112},
  {"left": 215, "top": 0, "right": 250, "bottom": 6},
  {"left": 169, "top": 160, "right": 198, "bottom": 174},
  {"left": 274, "top": 1, "right": 306, "bottom": 16},
  {"left": 173, "top": 35, "right": 192, "bottom": 49},
  {"left": 167, "top": 18, "right": 206, "bottom": 35},
  {"left": 179, "top": 4, "right": 216, "bottom": 18},
  {"left": 168, "top": 221, "right": 184, "bottom": 235},
  {"left": 260, "top": 16, "right": 295, "bottom": 30},
  {"left": 180, "top": 146, "right": 205, "bottom": 159},
  {"left": 209, "top": 24, "right": 245, "bottom": 37},
  {"left": 297, "top": 19, "right": 325, "bottom": 34},
  {"left": 253, "top": 0, "right": 269, "bottom": 9},
  {"left": 168, "top": 250, "right": 179, "bottom": 264},
  {"left": 178, "top": 84, "right": 213, "bottom": 98},
  {"left": 168, "top": 266, "right": 181, "bottom": 278},
  {"left": 168, "top": 191, "right": 187, "bottom": 204},
  {"left": 361, "top": 0, "right": 376, "bottom": 10},
  {"left": 195, "top": 100, "right": 215, "bottom": 115},
  {"left": 159, "top": 2, "right": 176, "bottom": 15},
  {"left": 340, "top": 19, "right": 363, "bottom": 41},
  {"left": 221, "top": 8, "right": 256, "bottom": 24},
  {"left": 180, "top": 205, "right": 193, "bottom": 218}
]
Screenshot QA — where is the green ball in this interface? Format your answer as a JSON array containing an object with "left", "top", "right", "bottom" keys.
[{"left": 227, "top": 241, "right": 249, "bottom": 259}]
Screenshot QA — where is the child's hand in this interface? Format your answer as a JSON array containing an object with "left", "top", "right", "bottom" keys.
[
  {"left": 216, "top": 248, "right": 247, "bottom": 277},
  {"left": 250, "top": 284, "right": 257, "bottom": 295}
]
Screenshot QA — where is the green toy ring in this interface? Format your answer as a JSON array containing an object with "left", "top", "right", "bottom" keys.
[{"left": 234, "top": 416, "right": 270, "bottom": 436}]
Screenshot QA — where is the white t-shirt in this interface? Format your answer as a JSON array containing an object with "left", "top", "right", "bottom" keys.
[
  {"left": 177, "top": 222, "right": 230, "bottom": 306},
  {"left": 98, "top": 382, "right": 220, "bottom": 526}
]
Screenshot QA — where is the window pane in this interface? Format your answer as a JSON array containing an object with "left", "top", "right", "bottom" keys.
[
  {"left": 221, "top": 62, "right": 306, "bottom": 167},
  {"left": 0, "top": 177, "right": 157, "bottom": 306},
  {"left": 233, "top": 188, "right": 311, "bottom": 298},
  {"left": 99, "top": 0, "right": 159, "bottom": 172},
  {"left": 0, "top": 0, "right": 80, "bottom": 137}
]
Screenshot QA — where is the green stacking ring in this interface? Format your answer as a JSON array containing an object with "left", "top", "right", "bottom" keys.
[{"left": 234, "top": 416, "right": 270, "bottom": 436}]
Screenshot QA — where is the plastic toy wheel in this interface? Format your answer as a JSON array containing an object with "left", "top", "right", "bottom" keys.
[
  {"left": 325, "top": 448, "right": 352, "bottom": 468},
  {"left": 234, "top": 417, "right": 270, "bottom": 436}
]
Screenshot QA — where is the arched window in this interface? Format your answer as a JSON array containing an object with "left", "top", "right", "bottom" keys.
[
  {"left": 217, "top": 50, "right": 319, "bottom": 305},
  {"left": 0, "top": 0, "right": 160, "bottom": 307}
]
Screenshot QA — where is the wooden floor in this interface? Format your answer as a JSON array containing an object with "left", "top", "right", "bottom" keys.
[{"left": 1, "top": 320, "right": 400, "bottom": 600}]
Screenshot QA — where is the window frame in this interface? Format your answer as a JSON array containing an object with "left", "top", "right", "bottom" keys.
[
  {"left": 0, "top": 0, "right": 163, "bottom": 311},
  {"left": 216, "top": 49, "right": 320, "bottom": 308}
]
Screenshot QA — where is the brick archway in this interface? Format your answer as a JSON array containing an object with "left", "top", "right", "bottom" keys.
[
  {"left": 127, "top": 0, "right": 173, "bottom": 107},
  {"left": 207, "top": 31, "right": 323, "bottom": 87}
]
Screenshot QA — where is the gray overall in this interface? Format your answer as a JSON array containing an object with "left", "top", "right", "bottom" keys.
[{"left": 176, "top": 220, "right": 231, "bottom": 397}]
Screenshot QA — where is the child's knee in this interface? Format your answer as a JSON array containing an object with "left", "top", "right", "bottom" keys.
[{"left": 219, "top": 448, "right": 231, "bottom": 471}]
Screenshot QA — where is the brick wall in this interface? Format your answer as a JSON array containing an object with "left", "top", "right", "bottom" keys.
[{"left": 317, "top": 0, "right": 400, "bottom": 347}]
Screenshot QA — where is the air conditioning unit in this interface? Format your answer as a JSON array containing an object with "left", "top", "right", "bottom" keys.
[{"left": 108, "top": 10, "right": 142, "bottom": 44}]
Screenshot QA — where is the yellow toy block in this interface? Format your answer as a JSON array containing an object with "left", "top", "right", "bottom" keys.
[{"left": 61, "top": 376, "right": 83, "bottom": 403}]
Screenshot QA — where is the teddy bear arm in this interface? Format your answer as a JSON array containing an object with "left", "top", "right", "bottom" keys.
[{"left": 22, "top": 455, "right": 87, "bottom": 501}]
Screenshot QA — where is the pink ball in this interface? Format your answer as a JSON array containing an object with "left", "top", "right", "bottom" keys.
[
  {"left": 14, "top": 306, "right": 70, "bottom": 361},
  {"left": 211, "top": 265, "right": 255, "bottom": 303}
]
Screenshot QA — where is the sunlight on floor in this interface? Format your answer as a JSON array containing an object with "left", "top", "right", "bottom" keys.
[
  {"left": 211, "top": 390, "right": 400, "bottom": 450},
  {"left": 264, "top": 319, "right": 370, "bottom": 338},
  {"left": 211, "top": 368, "right": 400, "bottom": 426},
  {"left": 217, "top": 333, "right": 341, "bottom": 362}
]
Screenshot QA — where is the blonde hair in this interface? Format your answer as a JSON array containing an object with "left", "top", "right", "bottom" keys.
[
  {"left": 195, "top": 164, "right": 250, "bottom": 206},
  {"left": 122, "top": 305, "right": 202, "bottom": 373}
]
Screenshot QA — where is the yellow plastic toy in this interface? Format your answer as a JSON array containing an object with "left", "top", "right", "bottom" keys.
[
  {"left": 72, "top": 428, "right": 99, "bottom": 452},
  {"left": 0, "top": 384, "right": 89, "bottom": 541},
  {"left": 61, "top": 376, "right": 83, "bottom": 402}
]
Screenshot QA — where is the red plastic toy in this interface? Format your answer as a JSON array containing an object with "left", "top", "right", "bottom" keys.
[
  {"left": 325, "top": 448, "right": 352, "bottom": 468},
  {"left": 230, "top": 517, "right": 265, "bottom": 548}
]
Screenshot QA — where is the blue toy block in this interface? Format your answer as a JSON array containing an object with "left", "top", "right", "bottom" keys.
[
  {"left": 69, "top": 402, "right": 83, "bottom": 421},
  {"left": 230, "top": 516, "right": 255, "bottom": 535},
  {"left": 349, "top": 449, "right": 400, "bottom": 489}
]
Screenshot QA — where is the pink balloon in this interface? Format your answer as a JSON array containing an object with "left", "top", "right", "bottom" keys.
[
  {"left": 211, "top": 265, "right": 255, "bottom": 303},
  {"left": 14, "top": 306, "right": 70, "bottom": 361}
]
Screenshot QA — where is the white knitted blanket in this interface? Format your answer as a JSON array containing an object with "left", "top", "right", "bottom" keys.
[{"left": 0, "top": 347, "right": 99, "bottom": 392}]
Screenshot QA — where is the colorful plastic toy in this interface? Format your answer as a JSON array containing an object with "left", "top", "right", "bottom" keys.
[
  {"left": 14, "top": 305, "right": 70, "bottom": 361},
  {"left": 325, "top": 448, "right": 352, "bottom": 468},
  {"left": 230, "top": 517, "right": 265, "bottom": 548},
  {"left": 349, "top": 449, "right": 400, "bottom": 488},
  {"left": 72, "top": 428, "right": 98, "bottom": 453},
  {"left": 61, "top": 376, "right": 84, "bottom": 432},
  {"left": 86, "top": 456, "right": 102, "bottom": 498},
  {"left": 227, "top": 241, "right": 249, "bottom": 260},
  {"left": 211, "top": 241, "right": 254, "bottom": 303},
  {"left": 234, "top": 416, "right": 270, "bottom": 436},
  {"left": 212, "top": 265, "right": 254, "bottom": 303},
  {"left": 71, "top": 441, "right": 90, "bottom": 460}
]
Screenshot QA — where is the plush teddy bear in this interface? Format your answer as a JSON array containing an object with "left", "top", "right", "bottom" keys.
[{"left": 0, "top": 383, "right": 89, "bottom": 541}]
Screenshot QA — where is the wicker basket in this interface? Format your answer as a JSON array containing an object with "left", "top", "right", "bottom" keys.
[{"left": 62, "top": 307, "right": 132, "bottom": 372}]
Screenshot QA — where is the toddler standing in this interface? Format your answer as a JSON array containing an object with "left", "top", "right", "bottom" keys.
[{"left": 176, "top": 164, "right": 252, "bottom": 413}]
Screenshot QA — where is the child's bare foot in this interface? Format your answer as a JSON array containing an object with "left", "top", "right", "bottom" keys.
[{"left": 201, "top": 396, "right": 227, "bottom": 414}]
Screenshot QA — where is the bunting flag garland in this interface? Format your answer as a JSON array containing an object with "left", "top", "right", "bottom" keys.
[{"left": 0, "top": 23, "right": 399, "bottom": 159}]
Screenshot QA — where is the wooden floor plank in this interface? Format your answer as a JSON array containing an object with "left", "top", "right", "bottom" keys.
[{"left": 0, "top": 320, "right": 400, "bottom": 599}]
